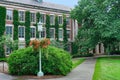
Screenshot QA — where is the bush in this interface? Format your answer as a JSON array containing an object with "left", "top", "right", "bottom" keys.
[
  {"left": 110, "top": 51, "right": 120, "bottom": 55},
  {"left": 8, "top": 46, "right": 72, "bottom": 76},
  {"left": 72, "top": 53, "right": 94, "bottom": 58}
]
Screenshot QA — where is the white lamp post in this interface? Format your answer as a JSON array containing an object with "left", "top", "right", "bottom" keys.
[{"left": 37, "top": 21, "right": 44, "bottom": 77}]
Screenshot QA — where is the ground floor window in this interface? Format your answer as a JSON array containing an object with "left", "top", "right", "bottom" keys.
[
  {"left": 5, "top": 46, "right": 12, "bottom": 55},
  {"left": 19, "top": 26, "right": 25, "bottom": 38},
  {"left": 6, "top": 25, "right": 13, "bottom": 37},
  {"left": 30, "top": 27, "right": 36, "bottom": 38},
  {"left": 50, "top": 28, "right": 55, "bottom": 39}
]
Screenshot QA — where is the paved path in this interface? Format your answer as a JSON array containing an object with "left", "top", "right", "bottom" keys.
[
  {"left": 47, "top": 58, "right": 96, "bottom": 80},
  {"left": 0, "top": 73, "right": 15, "bottom": 80}
]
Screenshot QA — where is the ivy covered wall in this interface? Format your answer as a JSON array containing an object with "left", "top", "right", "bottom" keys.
[
  {"left": 46, "top": 14, "right": 50, "bottom": 38},
  {"left": 55, "top": 15, "right": 59, "bottom": 41},
  {"left": 0, "top": 6, "right": 6, "bottom": 58},
  {"left": 25, "top": 11, "right": 30, "bottom": 46}
]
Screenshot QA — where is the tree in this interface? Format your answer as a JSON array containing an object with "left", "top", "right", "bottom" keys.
[{"left": 71, "top": 0, "right": 120, "bottom": 54}]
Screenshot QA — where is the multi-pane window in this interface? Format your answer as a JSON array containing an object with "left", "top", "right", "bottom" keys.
[
  {"left": 6, "top": 9, "right": 13, "bottom": 20},
  {"left": 5, "top": 46, "right": 12, "bottom": 55},
  {"left": 19, "top": 43, "right": 25, "bottom": 49},
  {"left": 41, "top": 14, "right": 45, "bottom": 23},
  {"left": 19, "top": 11, "right": 25, "bottom": 21},
  {"left": 50, "top": 28, "right": 55, "bottom": 39},
  {"left": 67, "top": 30, "right": 70, "bottom": 39},
  {"left": 66, "top": 17, "right": 70, "bottom": 25},
  {"left": 19, "top": 27, "right": 25, "bottom": 38},
  {"left": 41, "top": 28, "right": 46, "bottom": 38},
  {"left": 6, "top": 26, "right": 12, "bottom": 37},
  {"left": 30, "top": 13, "right": 36, "bottom": 22},
  {"left": 30, "top": 27, "right": 36, "bottom": 38},
  {"left": 58, "top": 16, "right": 63, "bottom": 24},
  {"left": 50, "top": 15, "right": 55, "bottom": 25},
  {"left": 59, "top": 29, "right": 63, "bottom": 39}
]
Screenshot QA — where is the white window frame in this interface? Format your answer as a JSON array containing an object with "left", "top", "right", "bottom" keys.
[
  {"left": 66, "top": 16, "right": 70, "bottom": 25},
  {"left": 5, "top": 46, "right": 12, "bottom": 56},
  {"left": 18, "top": 26, "right": 25, "bottom": 41},
  {"left": 19, "top": 10, "right": 25, "bottom": 22},
  {"left": 30, "top": 12, "right": 36, "bottom": 23},
  {"left": 41, "top": 27, "right": 46, "bottom": 39},
  {"left": 30, "top": 26, "right": 36, "bottom": 40},
  {"left": 40, "top": 13, "right": 46, "bottom": 24},
  {"left": 50, "top": 28, "right": 55, "bottom": 40},
  {"left": 5, "top": 24, "right": 13, "bottom": 40},
  {"left": 18, "top": 42, "right": 25, "bottom": 49},
  {"left": 6, "top": 9, "right": 13, "bottom": 21},
  {"left": 67, "top": 29, "right": 71, "bottom": 41},
  {"left": 50, "top": 14, "right": 55, "bottom": 25},
  {"left": 58, "top": 15, "right": 63, "bottom": 25},
  {"left": 59, "top": 28, "right": 63, "bottom": 41}
]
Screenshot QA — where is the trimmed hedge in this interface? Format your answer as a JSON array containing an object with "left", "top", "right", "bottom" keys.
[{"left": 8, "top": 46, "right": 72, "bottom": 76}]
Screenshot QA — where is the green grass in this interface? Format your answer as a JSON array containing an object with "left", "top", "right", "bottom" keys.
[
  {"left": 72, "top": 58, "right": 85, "bottom": 69},
  {"left": 93, "top": 56, "right": 120, "bottom": 80}
]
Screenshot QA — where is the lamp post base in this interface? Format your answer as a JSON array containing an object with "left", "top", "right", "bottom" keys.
[{"left": 37, "top": 71, "right": 44, "bottom": 77}]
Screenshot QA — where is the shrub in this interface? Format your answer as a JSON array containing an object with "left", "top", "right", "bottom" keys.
[
  {"left": 8, "top": 46, "right": 72, "bottom": 76},
  {"left": 110, "top": 51, "right": 120, "bottom": 55},
  {"left": 72, "top": 53, "right": 94, "bottom": 58}
]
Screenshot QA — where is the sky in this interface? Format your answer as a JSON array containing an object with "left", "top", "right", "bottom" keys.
[{"left": 44, "top": 0, "right": 78, "bottom": 8}]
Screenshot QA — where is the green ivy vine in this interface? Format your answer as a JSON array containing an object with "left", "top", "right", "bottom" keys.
[
  {"left": 0, "top": 6, "right": 6, "bottom": 58},
  {"left": 46, "top": 14, "right": 50, "bottom": 38},
  {"left": 25, "top": 11, "right": 30, "bottom": 46},
  {"left": 55, "top": 15, "right": 59, "bottom": 41}
]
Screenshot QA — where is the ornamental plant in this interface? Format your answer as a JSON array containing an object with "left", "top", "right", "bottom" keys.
[{"left": 29, "top": 38, "right": 50, "bottom": 50}]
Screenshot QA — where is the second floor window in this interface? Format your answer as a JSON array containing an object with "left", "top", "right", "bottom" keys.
[
  {"left": 66, "top": 17, "right": 70, "bottom": 25},
  {"left": 58, "top": 16, "right": 63, "bottom": 24},
  {"left": 50, "top": 15, "right": 55, "bottom": 25},
  {"left": 30, "top": 13, "right": 36, "bottom": 22},
  {"left": 30, "top": 27, "right": 36, "bottom": 38},
  {"left": 19, "top": 27, "right": 25, "bottom": 38},
  {"left": 19, "top": 11, "right": 25, "bottom": 22},
  {"left": 41, "top": 14, "right": 45, "bottom": 23},
  {"left": 6, "top": 9, "right": 13, "bottom": 20},
  {"left": 6, "top": 26, "right": 12, "bottom": 37}
]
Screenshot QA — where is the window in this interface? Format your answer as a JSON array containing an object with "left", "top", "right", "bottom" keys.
[
  {"left": 6, "top": 25, "right": 13, "bottom": 37},
  {"left": 19, "top": 27, "right": 25, "bottom": 38},
  {"left": 67, "top": 30, "right": 70, "bottom": 39},
  {"left": 41, "top": 28, "right": 46, "bottom": 38},
  {"left": 58, "top": 16, "right": 63, "bottom": 24},
  {"left": 30, "top": 27, "right": 36, "bottom": 38},
  {"left": 41, "top": 14, "right": 45, "bottom": 23},
  {"left": 5, "top": 46, "right": 12, "bottom": 55},
  {"left": 59, "top": 29, "right": 63, "bottom": 39},
  {"left": 30, "top": 13, "right": 36, "bottom": 22},
  {"left": 66, "top": 17, "right": 70, "bottom": 25},
  {"left": 50, "top": 28, "right": 55, "bottom": 39},
  {"left": 50, "top": 15, "right": 55, "bottom": 25},
  {"left": 6, "top": 9, "right": 13, "bottom": 20},
  {"left": 19, "top": 11, "right": 25, "bottom": 21}
]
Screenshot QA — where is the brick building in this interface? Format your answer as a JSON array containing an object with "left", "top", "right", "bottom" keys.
[{"left": 0, "top": 0, "right": 78, "bottom": 56}]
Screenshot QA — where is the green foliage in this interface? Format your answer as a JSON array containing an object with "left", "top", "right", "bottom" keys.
[
  {"left": 0, "top": 6, "right": 6, "bottom": 58},
  {"left": 71, "top": 0, "right": 120, "bottom": 54},
  {"left": 25, "top": 11, "right": 30, "bottom": 46},
  {"left": 36, "top": 12, "right": 41, "bottom": 38},
  {"left": 0, "top": 58, "right": 6, "bottom": 62},
  {"left": 46, "top": 14, "right": 50, "bottom": 38},
  {"left": 72, "top": 53, "right": 94, "bottom": 58},
  {"left": 63, "top": 15, "right": 68, "bottom": 50},
  {"left": 8, "top": 46, "right": 72, "bottom": 76},
  {"left": 55, "top": 16, "right": 59, "bottom": 41},
  {"left": 13, "top": 10, "right": 19, "bottom": 49},
  {"left": 93, "top": 57, "right": 120, "bottom": 80},
  {"left": 72, "top": 58, "right": 85, "bottom": 69},
  {"left": 71, "top": 42, "right": 79, "bottom": 55}
]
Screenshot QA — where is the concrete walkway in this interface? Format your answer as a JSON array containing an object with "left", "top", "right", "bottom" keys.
[{"left": 47, "top": 58, "right": 96, "bottom": 80}]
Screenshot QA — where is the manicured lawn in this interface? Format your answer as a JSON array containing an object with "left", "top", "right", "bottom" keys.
[
  {"left": 93, "top": 56, "right": 120, "bottom": 80},
  {"left": 72, "top": 58, "right": 85, "bottom": 69}
]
